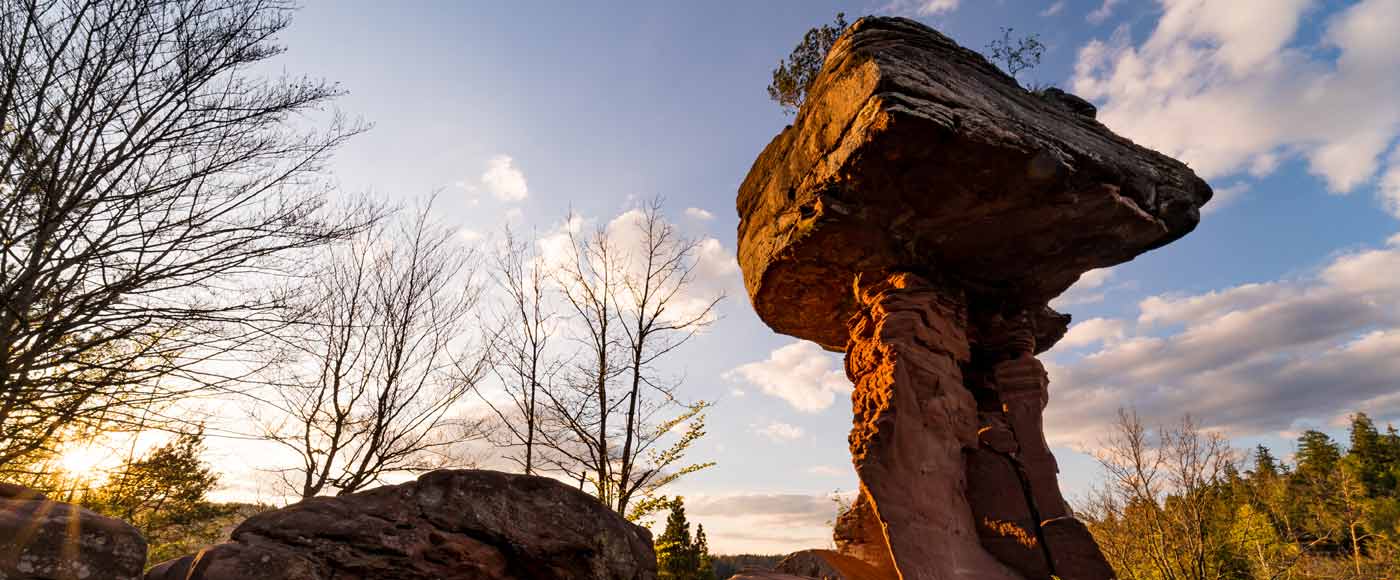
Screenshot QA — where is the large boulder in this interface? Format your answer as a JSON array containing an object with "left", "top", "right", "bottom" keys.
[
  {"left": 735, "top": 16, "right": 1212, "bottom": 580},
  {"left": 0, "top": 483, "right": 147, "bottom": 580},
  {"left": 145, "top": 470, "right": 655, "bottom": 580}
]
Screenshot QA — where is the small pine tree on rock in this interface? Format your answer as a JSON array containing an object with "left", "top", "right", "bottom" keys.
[{"left": 767, "top": 13, "right": 849, "bottom": 115}]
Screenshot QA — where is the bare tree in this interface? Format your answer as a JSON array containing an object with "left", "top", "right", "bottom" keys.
[
  {"left": 1082, "top": 409, "right": 1249, "bottom": 580},
  {"left": 256, "top": 201, "right": 490, "bottom": 499},
  {"left": 479, "top": 226, "right": 560, "bottom": 475},
  {"left": 0, "top": 0, "right": 374, "bottom": 470},
  {"left": 610, "top": 199, "right": 721, "bottom": 517},
  {"left": 543, "top": 212, "right": 624, "bottom": 495},
  {"left": 538, "top": 200, "right": 720, "bottom": 518}
]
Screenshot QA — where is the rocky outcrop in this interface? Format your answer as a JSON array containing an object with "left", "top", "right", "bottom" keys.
[
  {"left": 735, "top": 16, "right": 1212, "bottom": 580},
  {"left": 774, "top": 549, "right": 888, "bottom": 580},
  {"left": 730, "top": 573, "right": 815, "bottom": 580},
  {"left": 0, "top": 483, "right": 147, "bottom": 580},
  {"left": 830, "top": 491, "right": 894, "bottom": 577},
  {"left": 145, "top": 470, "right": 656, "bottom": 580}
]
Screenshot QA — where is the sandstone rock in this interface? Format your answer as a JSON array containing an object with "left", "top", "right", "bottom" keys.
[
  {"left": 0, "top": 485, "right": 147, "bottom": 580},
  {"left": 831, "top": 490, "right": 894, "bottom": 576},
  {"left": 775, "top": 549, "right": 891, "bottom": 580},
  {"left": 844, "top": 273, "right": 1022, "bottom": 580},
  {"left": 145, "top": 470, "right": 656, "bottom": 580},
  {"left": 729, "top": 572, "right": 816, "bottom": 580},
  {"left": 737, "top": 17, "right": 1210, "bottom": 351},
  {"left": 735, "top": 15, "right": 1211, "bottom": 580}
]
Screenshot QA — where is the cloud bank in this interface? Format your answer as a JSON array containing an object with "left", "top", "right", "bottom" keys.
[
  {"left": 1073, "top": 0, "right": 1400, "bottom": 216},
  {"left": 1046, "top": 236, "right": 1400, "bottom": 447}
]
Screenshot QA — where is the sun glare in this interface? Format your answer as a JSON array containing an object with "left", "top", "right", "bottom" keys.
[{"left": 58, "top": 445, "right": 114, "bottom": 483}]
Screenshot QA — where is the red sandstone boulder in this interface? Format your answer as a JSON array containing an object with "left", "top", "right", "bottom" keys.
[
  {"left": 0, "top": 483, "right": 147, "bottom": 580},
  {"left": 144, "top": 470, "right": 656, "bottom": 580}
]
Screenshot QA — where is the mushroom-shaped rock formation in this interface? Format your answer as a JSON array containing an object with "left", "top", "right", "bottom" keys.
[{"left": 736, "top": 17, "right": 1211, "bottom": 580}]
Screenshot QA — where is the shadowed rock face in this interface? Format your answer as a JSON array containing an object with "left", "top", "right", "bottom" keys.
[
  {"left": 144, "top": 470, "right": 656, "bottom": 580},
  {"left": 736, "top": 16, "right": 1211, "bottom": 580},
  {"left": 0, "top": 484, "right": 147, "bottom": 580}
]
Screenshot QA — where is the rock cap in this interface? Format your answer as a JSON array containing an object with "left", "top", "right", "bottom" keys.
[{"left": 737, "top": 16, "right": 1211, "bottom": 349}]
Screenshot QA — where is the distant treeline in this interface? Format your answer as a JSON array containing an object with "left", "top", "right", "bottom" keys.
[
  {"left": 1084, "top": 410, "right": 1400, "bottom": 579},
  {"left": 711, "top": 554, "right": 785, "bottom": 579}
]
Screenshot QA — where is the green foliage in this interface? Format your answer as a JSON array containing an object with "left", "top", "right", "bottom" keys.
[
  {"left": 767, "top": 13, "right": 849, "bottom": 115},
  {"left": 656, "top": 497, "right": 717, "bottom": 580},
  {"left": 623, "top": 402, "right": 716, "bottom": 524},
  {"left": 80, "top": 429, "right": 237, "bottom": 565},
  {"left": 1086, "top": 412, "right": 1400, "bottom": 579},
  {"left": 1296, "top": 429, "right": 1343, "bottom": 481},
  {"left": 985, "top": 27, "right": 1045, "bottom": 82}
]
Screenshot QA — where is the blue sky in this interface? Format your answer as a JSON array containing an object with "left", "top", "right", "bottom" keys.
[{"left": 199, "top": 0, "right": 1400, "bottom": 554}]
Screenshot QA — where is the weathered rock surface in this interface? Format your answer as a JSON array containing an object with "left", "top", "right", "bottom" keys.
[
  {"left": 737, "top": 17, "right": 1210, "bottom": 351},
  {"left": 145, "top": 470, "right": 656, "bottom": 580},
  {"left": 729, "top": 572, "right": 816, "bottom": 580},
  {"left": 831, "top": 491, "right": 894, "bottom": 577},
  {"left": 735, "top": 15, "right": 1212, "bottom": 580},
  {"left": 0, "top": 483, "right": 147, "bottom": 580},
  {"left": 775, "top": 549, "right": 890, "bottom": 580}
]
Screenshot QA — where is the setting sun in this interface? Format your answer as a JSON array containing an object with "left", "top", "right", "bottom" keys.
[{"left": 57, "top": 445, "right": 114, "bottom": 484}]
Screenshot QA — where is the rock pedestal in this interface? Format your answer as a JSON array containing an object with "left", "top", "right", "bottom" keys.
[{"left": 736, "top": 16, "right": 1212, "bottom": 580}]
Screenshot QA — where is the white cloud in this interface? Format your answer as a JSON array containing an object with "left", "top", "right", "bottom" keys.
[
  {"left": 754, "top": 421, "right": 805, "bottom": 442},
  {"left": 458, "top": 228, "right": 484, "bottom": 242},
  {"left": 1059, "top": 317, "right": 1128, "bottom": 349},
  {"left": 1073, "top": 0, "right": 1400, "bottom": 212},
  {"left": 683, "top": 493, "right": 838, "bottom": 554},
  {"left": 1137, "top": 282, "right": 1290, "bottom": 327},
  {"left": 481, "top": 155, "right": 529, "bottom": 202},
  {"left": 807, "top": 465, "right": 848, "bottom": 477},
  {"left": 1050, "top": 267, "right": 1117, "bottom": 309},
  {"left": 1087, "top": 0, "right": 1121, "bottom": 23},
  {"left": 535, "top": 208, "right": 737, "bottom": 328},
  {"left": 726, "top": 341, "right": 851, "bottom": 413},
  {"left": 1045, "top": 236, "right": 1400, "bottom": 447},
  {"left": 1204, "top": 182, "right": 1250, "bottom": 215},
  {"left": 1042, "top": 1, "right": 1066, "bottom": 17},
  {"left": 685, "top": 207, "right": 715, "bottom": 220},
  {"left": 1382, "top": 146, "right": 1400, "bottom": 218},
  {"left": 884, "top": 0, "right": 959, "bottom": 16}
]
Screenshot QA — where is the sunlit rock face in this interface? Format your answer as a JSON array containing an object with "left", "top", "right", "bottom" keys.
[
  {"left": 144, "top": 470, "right": 656, "bottom": 580},
  {"left": 0, "top": 483, "right": 148, "bottom": 580},
  {"left": 736, "top": 16, "right": 1212, "bottom": 580}
]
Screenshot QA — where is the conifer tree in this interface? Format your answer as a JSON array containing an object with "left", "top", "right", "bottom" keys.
[
  {"left": 1296, "top": 430, "right": 1342, "bottom": 482},
  {"left": 1253, "top": 445, "right": 1280, "bottom": 479},
  {"left": 1349, "top": 413, "right": 1396, "bottom": 495},
  {"left": 656, "top": 497, "right": 700, "bottom": 580},
  {"left": 695, "top": 524, "right": 716, "bottom": 580},
  {"left": 655, "top": 497, "right": 717, "bottom": 580}
]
